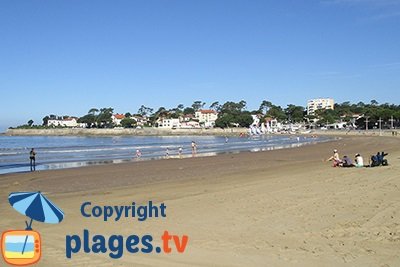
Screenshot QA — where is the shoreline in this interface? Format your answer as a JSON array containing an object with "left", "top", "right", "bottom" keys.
[{"left": 0, "top": 135, "right": 336, "bottom": 175}]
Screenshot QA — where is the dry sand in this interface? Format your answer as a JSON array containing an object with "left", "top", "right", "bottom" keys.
[{"left": 1, "top": 136, "right": 399, "bottom": 266}]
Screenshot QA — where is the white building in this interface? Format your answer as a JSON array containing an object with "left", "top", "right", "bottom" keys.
[
  {"left": 180, "top": 121, "right": 200, "bottom": 128},
  {"left": 112, "top": 114, "right": 125, "bottom": 126},
  {"left": 195, "top": 110, "right": 218, "bottom": 128},
  {"left": 181, "top": 114, "right": 195, "bottom": 122},
  {"left": 158, "top": 118, "right": 181, "bottom": 129},
  {"left": 132, "top": 115, "right": 148, "bottom": 127},
  {"left": 47, "top": 117, "right": 82, "bottom": 127},
  {"left": 307, "top": 98, "right": 334, "bottom": 116}
]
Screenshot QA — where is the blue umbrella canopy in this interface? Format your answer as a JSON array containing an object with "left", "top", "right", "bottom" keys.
[{"left": 9, "top": 191, "right": 64, "bottom": 224}]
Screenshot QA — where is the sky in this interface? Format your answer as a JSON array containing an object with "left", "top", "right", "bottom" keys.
[{"left": 0, "top": 0, "right": 399, "bottom": 131}]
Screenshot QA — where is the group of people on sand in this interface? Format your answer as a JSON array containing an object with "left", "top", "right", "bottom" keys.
[{"left": 327, "top": 149, "right": 388, "bottom": 168}]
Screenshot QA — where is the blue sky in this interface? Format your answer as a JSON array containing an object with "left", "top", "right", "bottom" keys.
[{"left": 1, "top": 0, "right": 399, "bottom": 131}]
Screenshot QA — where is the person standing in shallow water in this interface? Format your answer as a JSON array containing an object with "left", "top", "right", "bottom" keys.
[
  {"left": 191, "top": 141, "right": 197, "bottom": 156},
  {"left": 29, "top": 148, "right": 36, "bottom": 171},
  {"left": 135, "top": 149, "right": 141, "bottom": 159},
  {"left": 178, "top": 146, "right": 183, "bottom": 158}
]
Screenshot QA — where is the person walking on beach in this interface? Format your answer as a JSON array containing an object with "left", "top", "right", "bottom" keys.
[
  {"left": 178, "top": 146, "right": 183, "bottom": 158},
  {"left": 29, "top": 148, "right": 36, "bottom": 171},
  {"left": 165, "top": 148, "right": 170, "bottom": 159},
  {"left": 191, "top": 141, "right": 197, "bottom": 156}
]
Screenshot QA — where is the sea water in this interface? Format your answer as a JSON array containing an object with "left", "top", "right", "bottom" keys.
[{"left": 0, "top": 135, "right": 331, "bottom": 174}]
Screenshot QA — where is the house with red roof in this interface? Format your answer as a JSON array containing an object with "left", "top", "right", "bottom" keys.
[{"left": 112, "top": 114, "right": 125, "bottom": 126}]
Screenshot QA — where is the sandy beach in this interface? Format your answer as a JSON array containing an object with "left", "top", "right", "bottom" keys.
[{"left": 1, "top": 135, "right": 399, "bottom": 266}]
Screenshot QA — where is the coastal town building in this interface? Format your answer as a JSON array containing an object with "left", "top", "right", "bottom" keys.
[
  {"left": 195, "top": 109, "right": 218, "bottom": 128},
  {"left": 181, "top": 114, "right": 195, "bottom": 122},
  {"left": 158, "top": 118, "right": 181, "bottom": 129},
  {"left": 307, "top": 98, "right": 334, "bottom": 116},
  {"left": 112, "top": 114, "right": 125, "bottom": 126},
  {"left": 131, "top": 115, "right": 148, "bottom": 127},
  {"left": 180, "top": 120, "right": 200, "bottom": 128},
  {"left": 47, "top": 117, "right": 83, "bottom": 128}
]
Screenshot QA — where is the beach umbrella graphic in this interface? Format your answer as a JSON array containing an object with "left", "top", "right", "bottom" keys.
[{"left": 8, "top": 191, "right": 64, "bottom": 254}]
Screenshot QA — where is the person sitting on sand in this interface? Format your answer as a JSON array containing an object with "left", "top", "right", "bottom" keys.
[
  {"left": 327, "top": 149, "right": 341, "bottom": 167},
  {"left": 341, "top": 155, "right": 353, "bottom": 167},
  {"left": 354, "top": 153, "right": 364, "bottom": 168},
  {"left": 370, "top": 154, "right": 379, "bottom": 167},
  {"left": 378, "top": 151, "right": 389, "bottom": 166}
]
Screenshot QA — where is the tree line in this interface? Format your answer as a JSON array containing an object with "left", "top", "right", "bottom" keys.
[{"left": 13, "top": 99, "right": 400, "bottom": 129}]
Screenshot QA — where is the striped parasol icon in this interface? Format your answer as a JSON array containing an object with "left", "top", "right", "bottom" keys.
[{"left": 8, "top": 191, "right": 64, "bottom": 254}]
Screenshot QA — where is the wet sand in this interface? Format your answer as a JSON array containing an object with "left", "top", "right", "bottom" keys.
[{"left": 0, "top": 136, "right": 399, "bottom": 266}]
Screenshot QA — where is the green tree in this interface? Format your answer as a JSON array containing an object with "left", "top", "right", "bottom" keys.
[
  {"left": 215, "top": 101, "right": 252, "bottom": 128},
  {"left": 88, "top": 108, "right": 99, "bottom": 115},
  {"left": 120, "top": 118, "right": 137, "bottom": 128},
  {"left": 285, "top": 105, "right": 305, "bottom": 123},
  {"left": 315, "top": 109, "right": 338, "bottom": 125},
  {"left": 192, "top": 101, "right": 205, "bottom": 111},
  {"left": 42, "top": 116, "right": 50, "bottom": 126},
  {"left": 183, "top": 107, "right": 195, "bottom": 115},
  {"left": 27, "top": 120, "right": 34, "bottom": 127},
  {"left": 209, "top": 101, "right": 221, "bottom": 112},
  {"left": 266, "top": 105, "right": 286, "bottom": 121},
  {"left": 155, "top": 107, "right": 168, "bottom": 116},
  {"left": 137, "top": 105, "right": 154, "bottom": 117},
  {"left": 78, "top": 114, "right": 96, "bottom": 128},
  {"left": 236, "top": 111, "right": 253, "bottom": 127},
  {"left": 96, "top": 108, "right": 114, "bottom": 127},
  {"left": 370, "top": 99, "right": 379, "bottom": 106},
  {"left": 176, "top": 104, "right": 184, "bottom": 112},
  {"left": 259, "top": 100, "right": 272, "bottom": 114}
]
